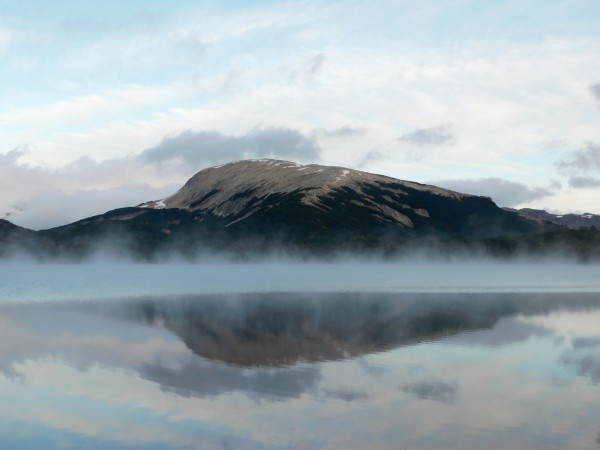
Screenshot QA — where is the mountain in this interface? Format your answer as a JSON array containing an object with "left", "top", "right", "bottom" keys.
[
  {"left": 507, "top": 207, "right": 600, "bottom": 230},
  {"left": 135, "top": 159, "right": 547, "bottom": 238},
  {"left": 0, "top": 159, "right": 586, "bottom": 260}
]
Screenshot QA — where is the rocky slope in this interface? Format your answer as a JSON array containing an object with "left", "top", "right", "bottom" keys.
[
  {"left": 134, "top": 159, "right": 546, "bottom": 239},
  {"left": 141, "top": 159, "right": 469, "bottom": 227}
]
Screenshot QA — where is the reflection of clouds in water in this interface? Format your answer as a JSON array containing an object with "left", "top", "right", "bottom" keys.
[
  {"left": 141, "top": 360, "right": 321, "bottom": 402},
  {"left": 0, "top": 361, "right": 198, "bottom": 448},
  {"left": 0, "top": 307, "right": 188, "bottom": 379},
  {"left": 559, "top": 337, "right": 600, "bottom": 385},
  {"left": 560, "top": 350, "right": 600, "bottom": 384},
  {"left": 143, "top": 359, "right": 368, "bottom": 404},
  {"left": 572, "top": 337, "right": 600, "bottom": 349},
  {"left": 516, "top": 310, "right": 600, "bottom": 386},
  {"left": 518, "top": 310, "right": 600, "bottom": 338},
  {"left": 400, "top": 380, "right": 459, "bottom": 404},
  {"left": 1, "top": 294, "right": 600, "bottom": 449},
  {"left": 442, "top": 317, "right": 550, "bottom": 348},
  {"left": 4, "top": 359, "right": 292, "bottom": 450},
  {"left": 320, "top": 387, "right": 368, "bottom": 402},
  {"left": 357, "top": 357, "right": 388, "bottom": 378},
  {"left": 0, "top": 304, "right": 325, "bottom": 404}
]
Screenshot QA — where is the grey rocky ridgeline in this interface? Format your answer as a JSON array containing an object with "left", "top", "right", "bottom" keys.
[{"left": 139, "top": 159, "right": 490, "bottom": 229}]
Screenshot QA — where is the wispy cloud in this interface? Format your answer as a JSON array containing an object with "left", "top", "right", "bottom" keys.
[
  {"left": 591, "top": 83, "right": 600, "bottom": 102},
  {"left": 568, "top": 176, "right": 600, "bottom": 189},
  {"left": 399, "top": 125, "right": 455, "bottom": 147},
  {"left": 397, "top": 125, "right": 456, "bottom": 162},
  {"left": 316, "top": 125, "right": 367, "bottom": 139},
  {"left": 557, "top": 143, "right": 600, "bottom": 175},
  {"left": 306, "top": 52, "right": 326, "bottom": 78}
]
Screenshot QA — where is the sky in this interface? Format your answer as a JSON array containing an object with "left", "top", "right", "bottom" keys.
[{"left": 1, "top": 0, "right": 600, "bottom": 229}]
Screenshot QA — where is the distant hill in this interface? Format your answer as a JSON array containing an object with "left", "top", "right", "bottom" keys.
[
  {"left": 4, "top": 159, "right": 600, "bottom": 261},
  {"left": 506, "top": 207, "right": 600, "bottom": 230},
  {"left": 0, "top": 219, "right": 38, "bottom": 258}
]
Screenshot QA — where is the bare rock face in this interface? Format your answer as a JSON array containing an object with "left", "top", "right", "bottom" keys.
[{"left": 140, "top": 159, "right": 482, "bottom": 230}]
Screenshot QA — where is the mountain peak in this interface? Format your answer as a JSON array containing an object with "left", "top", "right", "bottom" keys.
[{"left": 140, "top": 159, "right": 476, "bottom": 226}]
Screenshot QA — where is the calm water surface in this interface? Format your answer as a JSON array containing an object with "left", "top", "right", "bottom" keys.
[{"left": 1, "top": 264, "right": 600, "bottom": 449}]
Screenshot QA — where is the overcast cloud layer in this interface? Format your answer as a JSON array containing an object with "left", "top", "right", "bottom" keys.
[{"left": 1, "top": 0, "right": 600, "bottom": 228}]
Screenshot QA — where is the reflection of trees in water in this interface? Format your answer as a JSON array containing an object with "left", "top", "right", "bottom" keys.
[{"left": 121, "top": 292, "right": 600, "bottom": 367}]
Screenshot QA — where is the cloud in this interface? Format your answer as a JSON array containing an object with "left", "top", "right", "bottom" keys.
[
  {"left": 356, "top": 148, "right": 386, "bottom": 168},
  {"left": 397, "top": 125, "right": 456, "bottom": 161},
  {"left": 306, "top": 52, "right": 326, "bottom": 78},
  {"left": 288, "top": 52, "right": 327, "bottom": 82},
  {"left": 10, "top": 184, "right": 178, "bottom": 230},
  {"left": 432, "top": 177, "right": 554, "bottom": 207},
  {"left": 568, "top": 176, "right": 600, "bottom": 189},
  {"left": 591, "top": 83, "right": 600, "bottom": 102},
  {"left": 557, "top": 143, "right": 600, "bottom": 174},
  {"left": 316, "top": 125, "right": 367, "bottom": 139},
  {"left": 139, "top": 126, "right": 321, "bottom": 170},
  {"left": 399, "top": 125, "right": 456, "bottom": 147},
  {"left": 0, "top": 147, "right": 184, "bottom": 229}
]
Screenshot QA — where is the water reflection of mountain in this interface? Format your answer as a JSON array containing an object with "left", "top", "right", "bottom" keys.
[{"left": 119, "top": 292, "right": 600, "bottom": 367}]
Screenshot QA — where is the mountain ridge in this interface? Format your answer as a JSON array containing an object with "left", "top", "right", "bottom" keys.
[
  {"left": 506, "top": 207, "right": 600, "bottom": 230},
  {"left": 138, "top": 159, "right": 480, "bottom": 228},
  {"left": 3, "top": 159, "right": 599, "bottom": 261}
]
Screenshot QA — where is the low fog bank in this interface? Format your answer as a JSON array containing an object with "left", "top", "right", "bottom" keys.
[
  {"left": 1, "top": 260, "right": 600, "bottom": 303},
  {"left": 3, "top": 215, "right": 600, "bottom": 264},
  {"left": 3, "top": 234, "right": 600, "bottom": 266}
]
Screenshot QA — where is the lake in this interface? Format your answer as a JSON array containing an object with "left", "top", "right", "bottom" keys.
[{"left": 1, "top": 262, "right": 600, "bottom": 449}]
